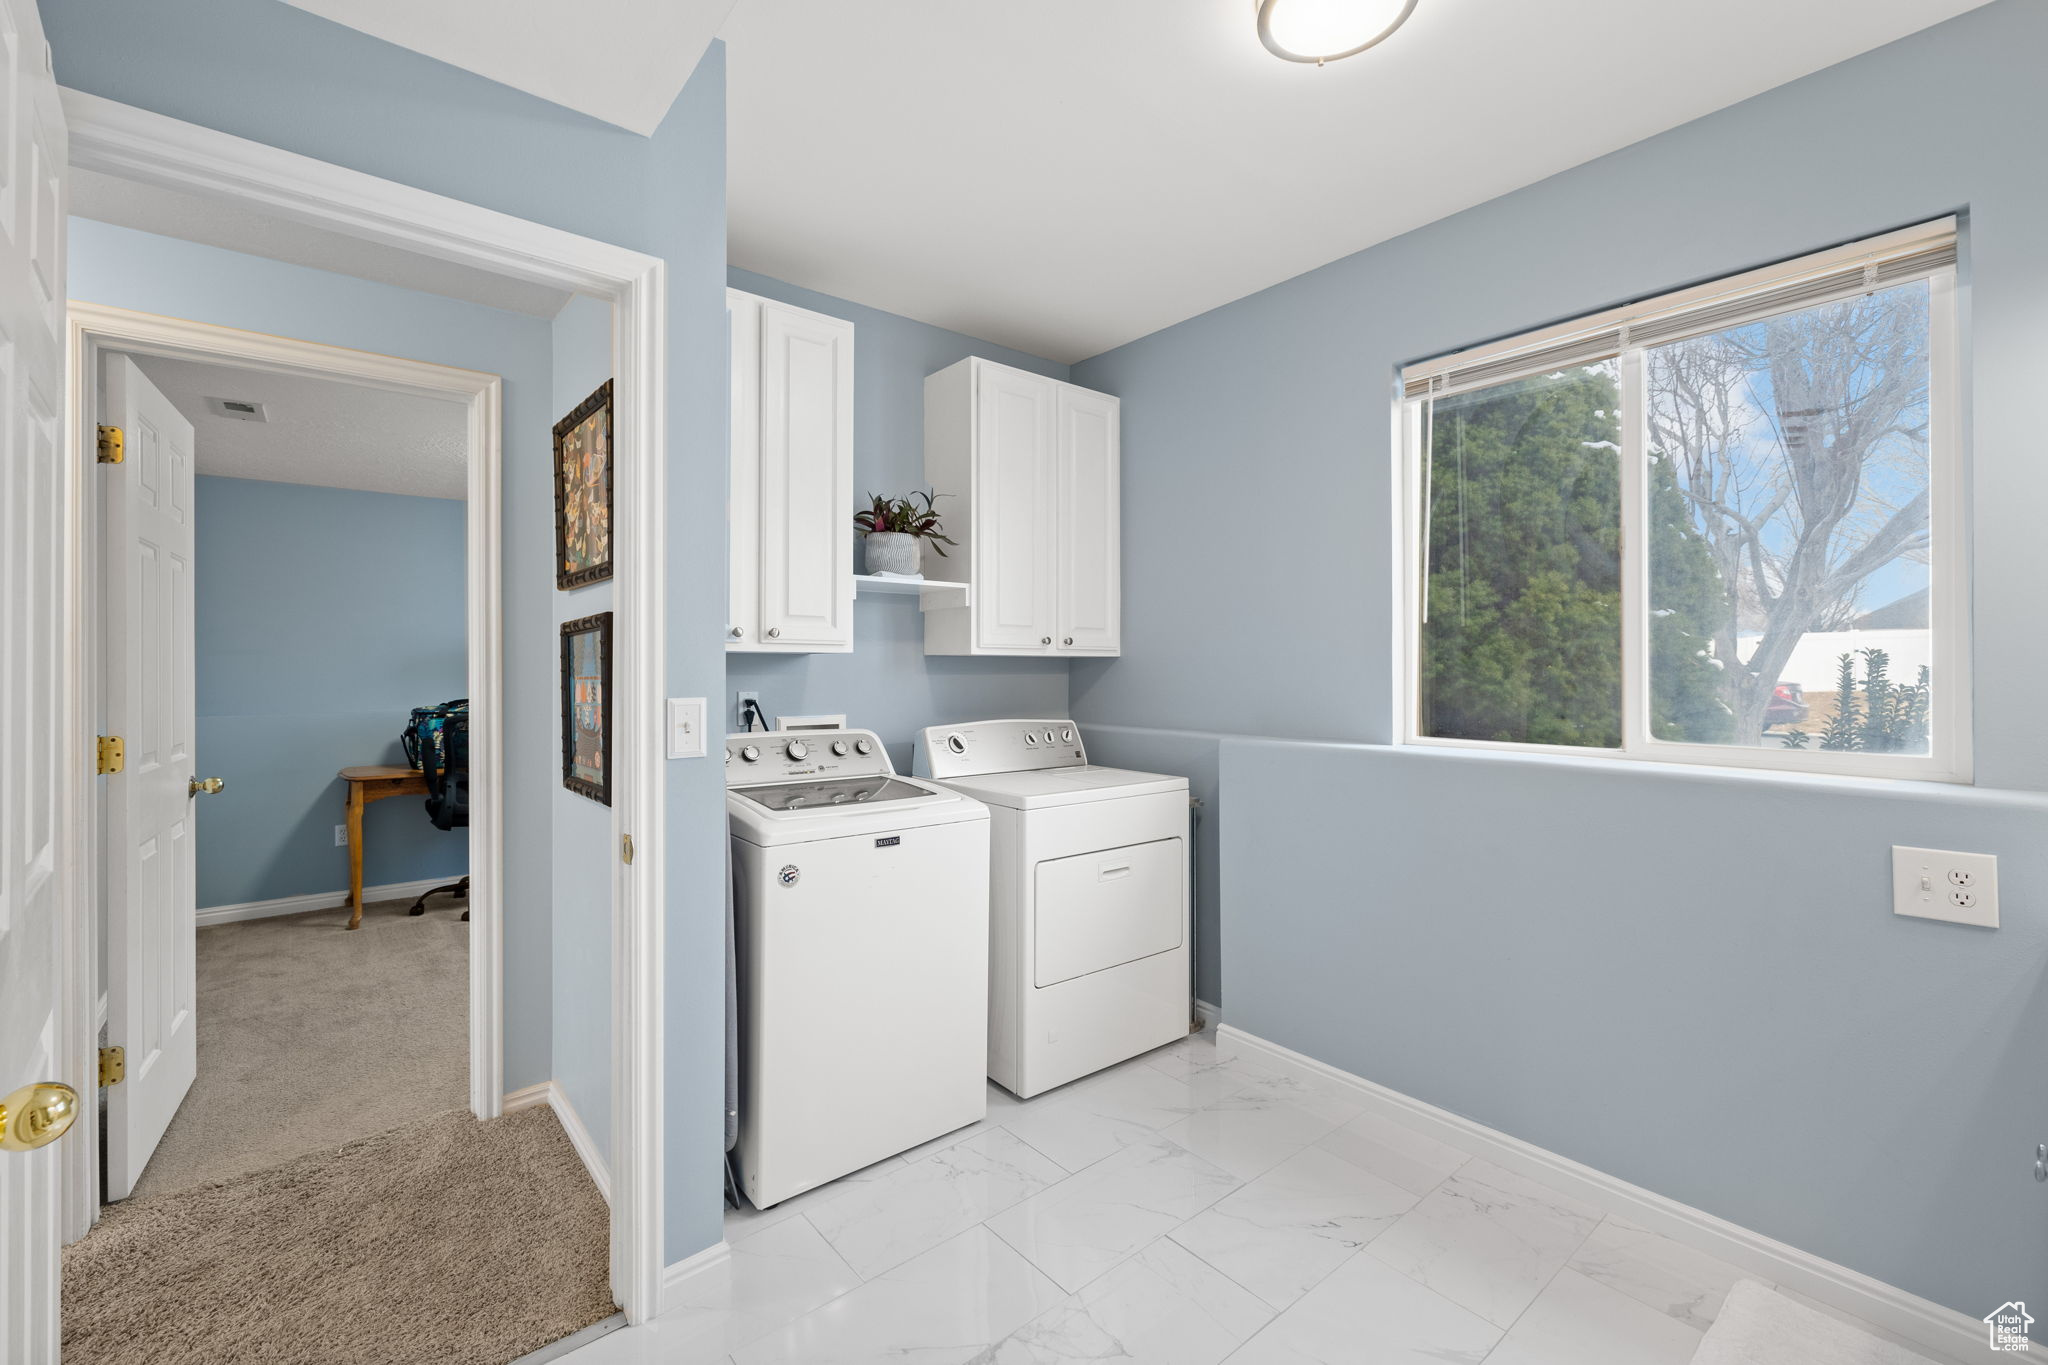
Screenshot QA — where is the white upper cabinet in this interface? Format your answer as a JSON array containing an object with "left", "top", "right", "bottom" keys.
[
  {"left": 924, "top": 358, "right": 1121, "bottom": 657},
  {"left": 1055, "top": 385, "right": 1120, "bottom": 654},
  {"left": 728, "top": 288, "right": 854, "bottom": 652}
]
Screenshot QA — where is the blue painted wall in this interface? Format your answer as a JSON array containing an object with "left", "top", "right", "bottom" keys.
[
  {"left": 725, "top": 269, "right": 1072, "bottom": 772},
  {"left": 1069, "top": 0, "right": 2048, "bottom": 1321},
  {"left": 552, "top": 294, "right": 614, "bottom": 1164},
  {"left": 51, "top": 1, "right": 734, "bottom": 1266},
  {"left": 194, "top": 476, "right": 468, "bottom": 908},
  {"left": 69, "top": 216, "right": 557, "bottom": 1097}
]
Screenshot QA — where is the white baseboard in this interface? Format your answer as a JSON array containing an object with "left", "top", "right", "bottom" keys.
[
  {"left": 503, "top": 1081, "right": 612, "bottom": 1207},
  {"left": 1193, "top": 998, "right": 1220, "bottom": 1032},
  {"left": 196, "top": 874, "right": 465, "bottom": 927},
  {"left": 549, "top": 1086, "right": 612, "bottom": 1207},
  {"left": 502, "top": 1082, "right": 552, "bottom": 1113},
  {"left": 658, "top": 1239, "right": 733, "bottom": 1317},
  {"left": 1217, "top": 1024, "right": 1983, "bottom": 1365}
]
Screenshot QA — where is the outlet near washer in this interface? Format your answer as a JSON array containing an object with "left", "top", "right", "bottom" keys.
[{"left": 1892, "top": 846, "right": 1998, "bottom": 928}]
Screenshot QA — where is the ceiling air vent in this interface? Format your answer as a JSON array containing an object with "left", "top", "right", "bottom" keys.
[{"left": 206, "top": 397, "right": 269, "bottom": 423}]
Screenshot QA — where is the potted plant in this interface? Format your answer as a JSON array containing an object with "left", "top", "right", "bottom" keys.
[{"left": 854, "top": 490, "right": 956, "bottom": 576}]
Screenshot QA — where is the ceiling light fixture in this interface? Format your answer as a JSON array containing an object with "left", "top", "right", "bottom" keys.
[{"left": 1257, "top": 0, "right": 1418, "bottom": 65}]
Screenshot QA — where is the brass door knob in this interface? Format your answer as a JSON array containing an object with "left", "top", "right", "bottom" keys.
[
  {"left": 0, "top": 1082, "right": 80, "bottom": 1152},
  {"left": 189, "top": 776, "right": 224, "bottom": 797}
]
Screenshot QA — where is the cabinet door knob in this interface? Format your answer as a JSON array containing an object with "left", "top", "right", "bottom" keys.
[
  {"left": 729, "top": 626, "right": 743, "bottom": 639},
  {"left": 1041, "top": 636, "right": 1052, "bottom": 645},
  {"left": 767, "top": 627, "right": 782, "bottom": 639},
  {"left": 1063, "top": 637, "right": 1074, "bottom": 646}
]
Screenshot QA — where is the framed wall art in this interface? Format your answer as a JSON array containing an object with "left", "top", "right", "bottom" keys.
[
  {"left": 554, "top": 378, "right": 613, "bottom": 589},
  {"left": 560, "top": 612, "right": 613, "bottom": 804}
]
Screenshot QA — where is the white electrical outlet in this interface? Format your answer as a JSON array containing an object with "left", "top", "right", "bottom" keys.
[
  {"left": 667, "top": 697, "right": 708, "bottom": 758},
  {"left": 335, "top": 824, "right": 348, "bottom": 847},
  {"left": 1892, "top": 846, "right": 1998, "bottom": 928}
]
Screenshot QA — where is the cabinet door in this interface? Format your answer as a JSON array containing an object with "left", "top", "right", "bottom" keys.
[
  {"left": 727, "top": 292, "right": 761, "bottom": 647},
  {"left": 1056, "top": 385, "right": 1120, "bottom": 654},
  {"left": 759, "top": 302, "right": 853, "bottom": 649},
  {"left": 973, "top": 363, "right": 1058, "bottom": 652}
]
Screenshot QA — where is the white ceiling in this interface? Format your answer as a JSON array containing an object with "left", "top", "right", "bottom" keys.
[
  {"left": 73, "top": 169, "right": 575, "bottom": 319},
  {"left": 716, "top": 0, "right": 1992, "bottom": 362},
  {"left": 280, "top": 0, "right": 737, "bottom": 136},
  {"left": 251, "top": 1, "right": 1990, "bottom": 362},
  {"left": 133, "top": 354, "right": 468, "bottom": 500}
]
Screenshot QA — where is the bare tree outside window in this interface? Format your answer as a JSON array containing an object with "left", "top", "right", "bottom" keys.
[{"left": 1645, "top": 281, "right": 1933, "bottom": 750}]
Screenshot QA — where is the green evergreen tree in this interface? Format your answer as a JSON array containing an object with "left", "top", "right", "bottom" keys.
[{"left": 1419, "top": 365, "right": 1726, "bottom": 747}]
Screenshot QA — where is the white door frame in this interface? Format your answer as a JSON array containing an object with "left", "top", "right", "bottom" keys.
[
  {"left": 72, "top": 301, "right": 504, "bottom": 1174},
  {"left": 54, "top": 90, "right": 670, "bottom": 1322}
]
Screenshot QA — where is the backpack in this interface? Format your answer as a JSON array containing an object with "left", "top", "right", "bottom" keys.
[{"left": 401, "top": 699, "right": 469, "bottom": 831}]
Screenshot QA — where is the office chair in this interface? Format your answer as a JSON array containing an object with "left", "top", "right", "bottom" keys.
[{"left": 403, "top": 699, "right": 470, "bottom": 920}]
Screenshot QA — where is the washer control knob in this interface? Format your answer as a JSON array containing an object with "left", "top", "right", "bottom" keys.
[
  {"left": 945, "top": 734, "right": 967, "bottom": 755},
  {"left": 855, "top": 738, "right": 874, "bottom": 755},
  {"left": 831, "top": 740, "right": 849, "bottom": 757},
  {"left": 785, "top": 740, "right": 808, "bottom": 760},
  {"left": 1023, "top": 732, "right": 1038, "bottom": 747},
  {"left": 739, "top": 745, "right": 761, "bottom": 763},
  {"left": 1062, "top": 727, "right": 1075, "bottom": 743}
]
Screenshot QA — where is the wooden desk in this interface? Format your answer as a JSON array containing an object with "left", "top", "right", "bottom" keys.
[{"left": 338, "top": 765, "right": 428, "bottom": 931}]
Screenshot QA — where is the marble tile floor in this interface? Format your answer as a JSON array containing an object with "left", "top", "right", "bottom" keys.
[{"left": 565, "top": 1029, "right": 1922, "bottom": 1365}]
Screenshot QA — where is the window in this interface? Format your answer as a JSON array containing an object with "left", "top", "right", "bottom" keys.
[{"left": 1401, "top": 221, "right": 1965, "bottom": 780}]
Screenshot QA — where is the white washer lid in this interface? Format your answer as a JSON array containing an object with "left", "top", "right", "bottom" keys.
[
  {"left": 726, "top": 775, "right": 986, "bottom": 846},
  {"left": 934, "top": 765, "right": 1187, "bottom": 811}
]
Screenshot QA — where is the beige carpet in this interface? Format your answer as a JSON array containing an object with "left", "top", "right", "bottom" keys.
[
  {"left": 63, "top": 1105, "right": 616, "bottom": 1365},
  {"left": 132, "top": 893, "right": 469, "bottom": 1199}
]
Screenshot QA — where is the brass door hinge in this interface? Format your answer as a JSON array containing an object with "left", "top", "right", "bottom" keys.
[
  {"left": 622, "top": 834, "right": 634, "bottom": 865},
  {"left": 96, "top": 424, "right": 124, "bottom": 465},
  {"left": 98, "top": 1046, "right": 125, "bottom": 1088},
  {"left": 96, "top": 736, "right": 124, "bottom": 775}
]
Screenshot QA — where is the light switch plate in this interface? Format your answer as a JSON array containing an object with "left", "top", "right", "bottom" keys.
[
  {"left": 667, "top": 697, "right": 708, "bottom": 758},
  {"left": 1892, "top": 845, "right": 1998, "bottom": 928}
]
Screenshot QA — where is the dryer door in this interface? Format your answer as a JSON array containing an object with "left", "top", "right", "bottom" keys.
[{"left": 1034, "top": 838, "right": 1184, "bottom": 987}]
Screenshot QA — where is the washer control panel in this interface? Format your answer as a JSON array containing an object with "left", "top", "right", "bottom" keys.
[
  {"left": 914, "top": 719, "right": 1086, "bottom": 779},
  {"left": 725, "top": 728, "right": 889, "bottom": 783}
]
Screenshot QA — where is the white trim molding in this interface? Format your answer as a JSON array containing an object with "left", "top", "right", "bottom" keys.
[
  {"left": 56, "top": 92, "right": 670, "bottom": 1323},
  {"left": 658, "top": 1239, "right": 734, "bottom": 1319},
  {"left": 1193, "top": 998, "right": 1221, "bottom": 1032},
  {"left": 197, "top": 876, "right": 465, "bottom": 927},
  {"left": 1217, "top": 1024, "right": 1987, "bottom": 1364}
]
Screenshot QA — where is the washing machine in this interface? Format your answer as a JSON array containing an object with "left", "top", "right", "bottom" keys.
[
  {"left": 727, "top": 727, "right": 990, "bottom": 1208},
  {"left": 915, "top": 719, "right": 1189, "bottom": 1098}
]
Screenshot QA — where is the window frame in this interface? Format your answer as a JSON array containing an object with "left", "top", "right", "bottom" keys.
[{"left": 1395, "top": 222, "right": 1970, "bottom": 783}]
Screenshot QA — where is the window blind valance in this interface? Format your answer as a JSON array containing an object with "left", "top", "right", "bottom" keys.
[{"left": 1401, "top": 220, "right": 1957, "bottom": 400}]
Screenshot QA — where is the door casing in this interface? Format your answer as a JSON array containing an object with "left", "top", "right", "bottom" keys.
[
  {"left": 75, "top": 305, "right": 503, "bottom": 1197},
  {"left": 55, "top": 90, "right": 672, "bottom": 1322}
]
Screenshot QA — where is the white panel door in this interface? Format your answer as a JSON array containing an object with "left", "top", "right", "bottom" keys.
[
  {"left": 758, "top": 301, "right": 852, "bottom": 649},
  {"left": 1055, "top": 385, "right": 1119, "bottom": 654},
  {"left": 973, "top": 363, "right": 1056, "bottom": 652},
  {"left": 0, "top": 0, "right": 68, "bottom": 1354},
  {"left": 725, "top": 290, "right": 761, "bottom": 647},
  {"left": 101, "top": 355, "right": 199, "bottom": 1201}
]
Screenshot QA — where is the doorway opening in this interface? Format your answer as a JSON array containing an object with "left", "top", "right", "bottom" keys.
[{"left": 91, "top": 341, "right": 484, "bottom": 1202}]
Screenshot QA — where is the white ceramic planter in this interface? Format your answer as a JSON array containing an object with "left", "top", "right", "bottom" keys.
[{"left": 863, "top": 532, "right": 922, "bottom": 576}]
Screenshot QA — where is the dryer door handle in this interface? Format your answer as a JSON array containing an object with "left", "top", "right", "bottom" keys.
[{"left": 1097, "top": 862, "right": 1133, "bottom": 881}]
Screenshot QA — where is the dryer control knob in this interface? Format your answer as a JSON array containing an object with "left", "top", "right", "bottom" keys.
[
  {"left": 785, "top": 740, "right": 808, "bottom": 760},
  {"left": 830, "top": 740, "right": 849, "bottom": 757},
  {"left": 854, "top": 738, "right": 874, "bottom": 755},
  {"left": 945, "top": 734, "right": 967, "bottom": 755},
  {"left": 739, "top": 745, "right": 761, "bottom": 762}
]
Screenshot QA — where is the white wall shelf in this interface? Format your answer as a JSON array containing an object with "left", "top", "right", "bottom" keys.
[{"left": 854, "top": 573, "right": 972, "bottom": 610}]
